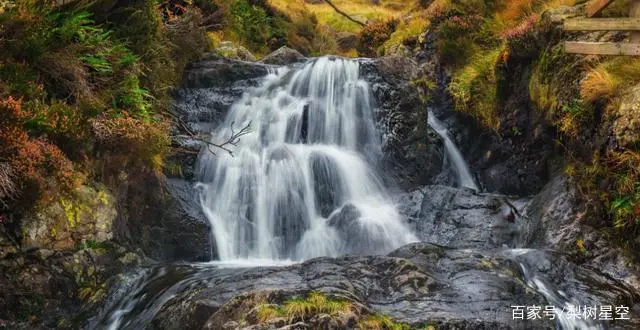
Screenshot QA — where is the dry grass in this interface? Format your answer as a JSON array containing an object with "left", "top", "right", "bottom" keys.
[
  {"left": 581, "top": 57, "right": 640, "bottom": 106},
  {"left": 269, "top": 0, "right": 414, "bottom": 33},
  {"left": 580, "top": 67, "right": 616, "bottom": 104},
  {"left": 449, "top": 47, "right": 504, "bottom": 129},
  {"left": 356, "top": 314, "right": 411, "bottom": 330}
]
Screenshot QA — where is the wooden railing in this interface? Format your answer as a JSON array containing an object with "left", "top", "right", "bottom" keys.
[{"left": 564, "top": 0, "right": 640, "bottom": 55}]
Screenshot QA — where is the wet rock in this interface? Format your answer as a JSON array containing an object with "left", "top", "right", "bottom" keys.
[
  {"left": 360, "top": 57, "right": 444, "bottom": 189},
  {"left": 121, "top": 244, "right": 552, "bottom": 329},
  {"left": 116, "top": 175, "right": 211, "bottom": 262},
  {"left": 397, "top": 185, "right": 522, "bottom": 249},
  {"left": 181, "top": 56, "right": 269, "bottom": 89},
  {"left": 214, "top": 41, "right": 257, "bottom": 62},
  {"left": 521, "top": 174, "right": 640, "bottom": 303},
  {"left": 171, "top": 57, "right": 271, "bottom": 180},
  {"left": 261, "top": 46, "right": 306, "bottom": 65}
]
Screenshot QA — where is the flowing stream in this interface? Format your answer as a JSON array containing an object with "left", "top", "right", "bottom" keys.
[
  {"left": 195, "top": 57, "right": 416, "bottom": 261},
  {"left": 427, "top": 111, "right": 478, "bottom": 191}
]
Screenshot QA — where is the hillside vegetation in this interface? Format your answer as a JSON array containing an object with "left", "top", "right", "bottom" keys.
[{"left": 353, "top": 0, "right": 640, "bottom": 247}]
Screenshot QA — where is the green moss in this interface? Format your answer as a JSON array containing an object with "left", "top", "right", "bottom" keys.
[
  {"left": 357, "top": 314, "right": 412, "bottom": 330},
  {"left": 382, "top": 16, "right": 429, "bottom": 55},
  {"left": 449, "top": 47, "right": 504, "bottom": 129},
  {"left": 256, "top": 291, "right": 352, "bottom": 324}
]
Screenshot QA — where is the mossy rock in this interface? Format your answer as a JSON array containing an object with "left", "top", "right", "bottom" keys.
[
  {"left": 22, "top": 185, "right": 116, "bottom": 251},
  {"left": 615, "top": 84, "right": 640, "bottom": 149},
  {"left": 215, "top": 41, "right": 257, "bottom": 62}
]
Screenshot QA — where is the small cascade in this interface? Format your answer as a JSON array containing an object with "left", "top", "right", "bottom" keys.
[
  {"left": 427, "top": 111, "right": 478, "bottom": 191},
  {"left": 504, "top": 249, "right": 603, "bottom": 330},
  {"left": 196, "top": 57, "right": 417, "bottom": 262}
]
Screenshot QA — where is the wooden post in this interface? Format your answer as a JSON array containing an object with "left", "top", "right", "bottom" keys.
[
  {"left": 586, "top": 0, "right": 616, "bottom": 17},
  {"left": 631, "top": 0, "right": 640, "bottom": 43}
]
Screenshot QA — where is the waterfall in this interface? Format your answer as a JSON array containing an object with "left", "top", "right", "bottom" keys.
[
  {"left": 427, "top": 111, "right": 479, "bottom": 191},
  {"left": 196, "top": 57, "right": 417, "bottom": 262}
]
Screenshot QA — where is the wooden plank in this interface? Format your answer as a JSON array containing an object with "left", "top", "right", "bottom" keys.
[
  {"left": 586, "top": 0, "right": 616, "bottom": 18},
  {"left": 564, "top": 18, "right": 640, "bottom": 31},
  {"left": 564, "top": 41, "right": 640, "bottom": 55},
  {"left": 631, "top": 0, "right": 640, "bottom": 43}
]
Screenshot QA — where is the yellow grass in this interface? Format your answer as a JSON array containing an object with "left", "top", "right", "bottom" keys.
[
  {"left": 269, "top": 0, "right": 415, "bottom": 33},
  {"left": 580, "top": 67, "right": 616, "bottom": 104}
]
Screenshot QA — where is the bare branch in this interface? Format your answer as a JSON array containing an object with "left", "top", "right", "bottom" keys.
[
  {"left": 169, "top": 110, "right": 252, "bottom": 157},
  {"left": 323, "top": 0, "right": 366, "bottom": 27}
]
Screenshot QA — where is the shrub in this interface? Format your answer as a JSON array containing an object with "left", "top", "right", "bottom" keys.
[
  {"left": 91, "top": 114, "right": 171, "bottom": 175},
  {"left": 502, "top": 14, "right": 538, "bottom": 58},
  {"left": 0, "top": 97, "right": 76, "bottom": 201},
  {"left": 580, "top": 67, "right": 616, "bottom": 105},
  {"left": 229, "top": 0, "right": 276, "bottom": 52},
  {"left": 357, "top": 19, "right": 398, "bottom": 57},
  {"left": 581, "top": 57, "right": 640, "bottom": 106},
  {"left": 381, "top": 16, "right": 430, "bottom": 55}
]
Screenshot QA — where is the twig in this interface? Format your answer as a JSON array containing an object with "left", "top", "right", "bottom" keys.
[
  {"left": 323, "top": 0, "right": 366, "bottom": 27},
  {"left": 168, "top": 110, "right": 252, "bottom": 157}
]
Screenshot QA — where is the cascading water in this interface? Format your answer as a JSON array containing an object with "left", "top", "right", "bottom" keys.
[
  {"left": 427, "top": 111, "right": 479, "bottom": 191},
  {"left": 196, "top": 57, "right": 417, "bottom": 262}
]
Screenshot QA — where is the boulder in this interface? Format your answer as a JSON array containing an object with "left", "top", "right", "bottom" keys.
[
  {"left": 260, "top": 46, "right": 306, "bottom": 65},
  {"left": 0, "top": 243, "right": 143, "bottom": 329},
  {"left": 520, "top": 174, "right": 640, "bottom": 296},
  {"left": 336, "top": 32, "right": 357, "bottom": 51},
  {"left": 22, "top": 185, "right": 116, "bottom": 251},
  {"left": 181, "top": 55, "right": 269, "bottom": 89},
  {"left": 214, "top": 41, "right": 256, "bottom": 62}
]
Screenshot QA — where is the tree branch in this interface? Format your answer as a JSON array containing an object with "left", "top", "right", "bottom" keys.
[
  {"left": 323, "top": 0, "right": 366, "bottom": 27},
  {"left": 169, "top": 111, "right": 251, "bottom": 157}
]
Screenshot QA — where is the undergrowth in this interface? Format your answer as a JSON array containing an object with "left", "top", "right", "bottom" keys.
[{"left": 0, "top": 0, "right": 208, "bottom": 243}]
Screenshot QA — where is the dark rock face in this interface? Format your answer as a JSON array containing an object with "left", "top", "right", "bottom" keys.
[
  {"left": 115, "top": 174, "right": 211, "bottom": 262},
  {"left": 521, "top": 174, "right": 640, "bottom": 296},
  {"left": 260, "top": 46, "right": 306, "bottom": 65},
  {"left": 396, "top": 185, "right": 522, "bottom": 249},
  {"left": 0, "top": 244, "right": 142, "bottom": 329},
  {"left": 171, "top": 55, "right": 272, "bottom": 167},
  {"left": 428, "top": 90, "right": 555, "bottom": 196},
  {"left": 181, "top": 54, "right": 270, "bottom": 89},
  {"left": 360, "top": 57, "right": 444, "bottom": 189}
]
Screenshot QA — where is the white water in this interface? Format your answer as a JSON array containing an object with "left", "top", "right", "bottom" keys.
[
  {"left": 196, "top": 57, "right": 417, "bottom": 261},
  {"left": 504, "top": 249, "right": 602, "bottom": 330},
  {"left": 427, "top": 111, "right": 479, "bottom": 191}
]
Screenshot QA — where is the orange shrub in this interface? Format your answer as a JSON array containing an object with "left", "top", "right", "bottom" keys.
[
  {"left": 92, "top": 114, "right": 170, "bottom": 175},
  {"left": 357, "top": 19, "right": 398, "bottom": 57},
  {"left": 0, "top": 97, "right": 75, "bottom": 201}
]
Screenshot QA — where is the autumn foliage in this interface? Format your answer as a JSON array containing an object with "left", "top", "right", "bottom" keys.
[{"left": 0, "top": 97, "right": 75, "bottom": 204}]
